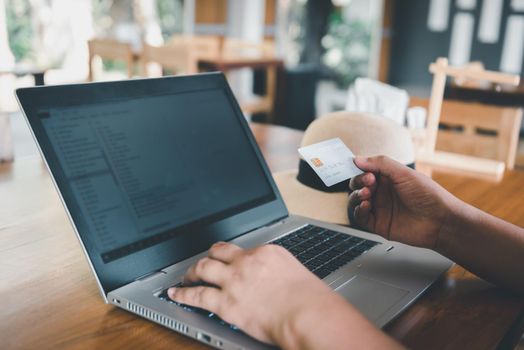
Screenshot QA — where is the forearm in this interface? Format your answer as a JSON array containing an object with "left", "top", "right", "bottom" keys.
[
  {"left": 436, "top": 199, "right": 524, "bottom": 294},
  {"left": 277, "top": 292, "right": 404, "bottom": 350}
]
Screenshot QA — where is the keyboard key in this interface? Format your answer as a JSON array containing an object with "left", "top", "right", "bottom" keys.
[
  {"left": 300, "top": 251, "right": 316, "bottom": 260},
  {"left": 297, "top": 241, "right": 315, "bottom": 250},
  {"left": 315, "top": 254, "right": 332, "bottom": 264},
  {"left": 333, "top": 242, "right": 355, "bottom": 253},
  {"left": 361, "top": 240, "right": 378, "bottom": 249},
  {"left": 297, "top": 255, "right": 311, "bottom": 264},
  {"left": 297, "top": 232, "right": 310, "bottom": 239},
  {"left": 352, "top": 244, "right": 369, "bottom": 253},
  {"left": 313, "top": 268, "right": 331, "bottom": 279},
  {"left": 309, "top": 227, "right": 325, "bottom": 234},
  {"left": 348, "top": 236, "right": 364, "bottom": 244},
  {"left": 326, "top": 236, "right": 345, "bottom": 245},
  {"left": 315, "top": 242, "right": 331, "bottom": 251},
  {"left": 305, "top": 261, "right": 320, "bottom": 269},
  {"left": 323, "top": 230, "right": 337, "bottom": 239},
  {"left": 324, "top": 250, "right": 339, "bottom": 259},
  {"left": 269, "top": 224, "right": 380, "bottom": 278},
  {"left": 289, "top": 247, "right": 302, "bottom": 255}
]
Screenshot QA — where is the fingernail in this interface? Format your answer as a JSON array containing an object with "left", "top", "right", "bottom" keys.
[{"left": 167, "top": 288, "right": 177, "bottom": 298}]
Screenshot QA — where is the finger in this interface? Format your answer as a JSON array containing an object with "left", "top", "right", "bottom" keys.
[
  {"left": 353, "top": 200, "right": 372, "bottom": 229},
  {"left": 168, "top": 286, "right": 222, "bottom": 313},
  {"left": 348, "top": 186, "right": 373, "bottom": 211},
  {"left": 347, "top": 189, "right": 361, "bottom": 224},
  {"left": 349, "top": 172, "right": 376, "bottom": 191},
  {"left": 357, "top": 187, "right": 373, "bottom": 201},
  {"left": 208, "top": 242, "right": 243, "bottom": 263},
  {"left": 183, "top": 257, "right": 230, "bottom": 286},
  {"left": 348, "top": 190, "right": 363, "bottom": 214},
  {"left": 354, "top": 156, "right": 410, "bottom": 182}
]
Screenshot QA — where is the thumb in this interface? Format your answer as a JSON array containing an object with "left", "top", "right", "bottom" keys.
[{"left": 353, "top": 156, "right": 410, "bottom": 181}]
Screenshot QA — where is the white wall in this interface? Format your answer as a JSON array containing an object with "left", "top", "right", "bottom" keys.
[{"left": 227, "top": 0, "right": 266, "bottom": 106}]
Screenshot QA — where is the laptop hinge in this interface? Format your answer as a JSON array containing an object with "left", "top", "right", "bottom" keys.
[
  {"left": 265, "top": 218, "right": 286, "bottom": 229},
  {"left": 262, "top": 216, "right": 289, "bottom": 228},
  {"left": 135, "top": 270, "right": 166, "bottom": 282}
]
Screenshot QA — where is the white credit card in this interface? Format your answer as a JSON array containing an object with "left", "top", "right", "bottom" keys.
[{"left": 298, "top": 138, "right": 363, "bottom": 187}]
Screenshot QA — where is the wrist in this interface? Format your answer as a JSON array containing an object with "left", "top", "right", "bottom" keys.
[
  {"left": 434, "top": 196, "right": 477, "bottom": 256},
  {"left": 276, "top": 291, "right": 404, "bottom": 350},
  {"left": 275, "top": 289, "right": 339, "bottom": 350}
]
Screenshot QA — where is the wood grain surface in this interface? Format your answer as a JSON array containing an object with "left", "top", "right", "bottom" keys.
[{"left": 0, "top": 123, "right": 523, "bottom": 350}]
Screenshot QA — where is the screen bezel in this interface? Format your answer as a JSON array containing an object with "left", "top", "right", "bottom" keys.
[{"left": 16, "top": 73, "right": 289, "bottom": 295}]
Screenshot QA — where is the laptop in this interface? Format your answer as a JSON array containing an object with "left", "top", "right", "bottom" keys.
[{"left": 16, "top": 73, "right": 452, "bottom": 350}]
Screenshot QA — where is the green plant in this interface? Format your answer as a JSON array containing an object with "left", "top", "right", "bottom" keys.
[
  {"left": 6, "top": 0, "right": 33, "bottom": 62},
  {"left": 157, "top": 0, "right": 183, "bottom": 40},
  {"left": 322, "top": 9, "right": 372, "bottom": 88}
]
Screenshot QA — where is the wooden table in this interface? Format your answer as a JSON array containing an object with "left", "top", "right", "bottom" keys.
[
  {"left": 198, "top": 55, "right": 284, "bottom": 120},
  {"left": 130, "top": 45, "right": 283, "bottom": 119},
  {"left": 0, "top": 64, "right": 47, "bottom": 86},
  {"left": 1, "top": 123, "right": 523, "bottom": 350}
]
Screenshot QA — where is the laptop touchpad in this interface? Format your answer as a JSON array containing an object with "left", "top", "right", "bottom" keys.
[{"left": 335, "top": 275, "right": 409, "bottom": 322}]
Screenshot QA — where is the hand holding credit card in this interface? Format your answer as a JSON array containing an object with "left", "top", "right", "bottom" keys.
[{"left": 298, "top": 138, "right": 363, "bottom": 187}]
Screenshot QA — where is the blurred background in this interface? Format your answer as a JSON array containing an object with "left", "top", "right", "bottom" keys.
[{"left": 1, "top": 0, "right": 523, "bottom": 166}]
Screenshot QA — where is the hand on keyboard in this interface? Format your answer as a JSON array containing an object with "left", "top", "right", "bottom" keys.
[{"left": 167, "top": 242, "right": 336, "bottom": 345}]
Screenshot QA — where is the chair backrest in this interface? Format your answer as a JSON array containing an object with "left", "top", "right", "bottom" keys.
[
  {"left": 410, "top": 96, "right": 522, "bottom": 169},
  {"left": 451, "top": 61, "right": 492, "bottom": 89},
  {"left": 141, "top": 43, "right": 197, "bottom": 76},
  {"left": 87, "top": 38, "right": 134, "bottom": 81},
  {"left": 167, "top": 35, "right": 220, "bottom": 58}
]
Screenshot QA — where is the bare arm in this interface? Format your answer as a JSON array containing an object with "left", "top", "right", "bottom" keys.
[
  {"left": 168, "top": 243, "right": 403, "bottom": 349},
  {"left": 348, "top": 156, "right": 524, "bottom": 295},
  {"left": 166, "top": 155, "right": 524, "bottom": 349},
  {"left": 281, "top": 285, "right": 403, "bottom": 350},
  {"left": 437, "top": 200, "right": 524, "bottom": 294}
]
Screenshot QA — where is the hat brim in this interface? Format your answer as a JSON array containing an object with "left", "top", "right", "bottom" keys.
[{"left": 273, "top": 170, "right": 351, "bottom": 226}]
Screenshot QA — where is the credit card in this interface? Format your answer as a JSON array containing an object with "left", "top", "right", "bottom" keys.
[{"left": 298, "top": 138, "right": 363, "bottom": 187}]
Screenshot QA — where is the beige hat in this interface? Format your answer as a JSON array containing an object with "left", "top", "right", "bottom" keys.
[{"left": 273, "top": 111, "right": 415, "bottom": 225}]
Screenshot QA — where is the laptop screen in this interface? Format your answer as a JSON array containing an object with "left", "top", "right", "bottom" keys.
[
  {"left": 42, "top": 88, "right": 275, "bottom": 263},
  {"left": 17, "top": 74, "right": 288, "bottom": 293}
]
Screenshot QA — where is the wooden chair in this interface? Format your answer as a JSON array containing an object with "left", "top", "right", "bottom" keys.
[
  {"left": 451, "top": 61, "right": 491, "bottom": 89},
  {"left": 413, "top": 57, "right": 521, "bottom": 180},
  {"left": 410, "top": 96, "right": 522, "bottom": 170},
  {"left": 221, "top": 39, "right": 277, "bottom": 117},
  {"left": 87, "top": 38, "right": 134, "bottom": 81},
  {"left": 167, "top": 35, "right": 220, "bottom": 58},
  {"left": 140, "top": 43, "right": 197, "bottom": 77}
]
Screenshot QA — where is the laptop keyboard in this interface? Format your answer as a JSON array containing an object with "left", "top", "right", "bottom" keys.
[
  {"left": 157, "top": 286, "right": 241, "bottom": 332},
  {"left": 269, "top": 224, "right": 379, "bottom": 279},
  {"left": 156, "top": 224, "right": 379, "bottom": 331}
]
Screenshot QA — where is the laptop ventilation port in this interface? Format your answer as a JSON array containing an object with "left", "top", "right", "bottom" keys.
[{"left": 197, "top": 332, "right": 212, "bottom": 344}]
